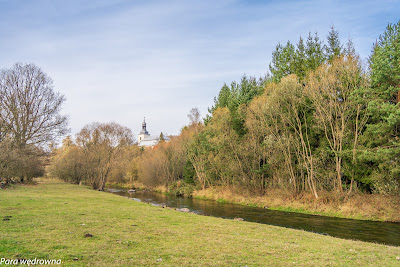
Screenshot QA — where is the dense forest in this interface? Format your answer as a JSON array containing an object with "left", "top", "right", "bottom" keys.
[{"left": 2, "top": 22, "right": 399, "bottom": 201}]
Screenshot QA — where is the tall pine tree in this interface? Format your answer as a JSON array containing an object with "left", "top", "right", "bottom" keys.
[
  {"left": 305, "top": 32, "right": 325, "bottom": 71},
  {"left": 360, "top": 20, "right": 400, "bottom": 194},
  {"left": 293, "top": 36, "right": 307, "bottom": 81},
  {"left": 325, "top": 25, "right": 343, "bottom": 62},
  {"left": 269, "top": 41, "right": 296, "bottom": 82}
]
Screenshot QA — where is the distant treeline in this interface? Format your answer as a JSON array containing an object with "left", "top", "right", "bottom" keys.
[{"left": 48, "top": 22, "right": 399, "bottom": 197}]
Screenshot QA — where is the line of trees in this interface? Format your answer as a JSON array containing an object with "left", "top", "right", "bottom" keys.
[
  {"left": 127, "top": 23, "right": 399, "bottom": 197},
  {"left": 48, "top": 22, "right": 399, "bottom": 198}
]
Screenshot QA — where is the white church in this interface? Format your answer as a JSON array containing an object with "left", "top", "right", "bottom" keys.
[{"left": 137, "top": 118, "right": 170, "bottom": 147}]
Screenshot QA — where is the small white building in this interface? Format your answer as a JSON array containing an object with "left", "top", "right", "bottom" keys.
[{"left": 137, "top": 118, "right": 170, "bottom": 147}]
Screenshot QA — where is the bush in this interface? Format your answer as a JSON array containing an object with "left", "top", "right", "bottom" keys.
[{"left": 168, "top": 180, "right": 196, "bottom": 197}]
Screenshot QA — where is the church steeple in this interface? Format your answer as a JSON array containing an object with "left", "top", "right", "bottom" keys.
[
  {"left": 140, "top": 117, "right": 148, "bottom": 135},
  {"left": 137, "top": 117, "right": 169, "bottom": 147},
  {"left": 138, "top": 117, "right": 150, "bottom": 145}
]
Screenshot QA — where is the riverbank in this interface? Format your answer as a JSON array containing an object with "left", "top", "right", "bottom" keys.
[
  {"left": 112, "top": 180, "right": 400, "bottom": 222},
  {"left": 192, "top": 186, "right": 400, "bottom": 222},
  {"left": 2, "top": 178, "right": 400, "bottom": 266}
]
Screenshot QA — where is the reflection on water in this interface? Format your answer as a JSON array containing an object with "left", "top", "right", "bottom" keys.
[{"left": 108, "top": 189, "right": 400, "bottom": 246}]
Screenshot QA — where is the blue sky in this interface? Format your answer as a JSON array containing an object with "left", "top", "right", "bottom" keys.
[{"left": 0, "top": 0, "right": 399, "bottom": 139}]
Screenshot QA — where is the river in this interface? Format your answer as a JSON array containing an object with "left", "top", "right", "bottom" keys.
[{"left": 108, "top": 188, "right": 400, "bottom": 246}]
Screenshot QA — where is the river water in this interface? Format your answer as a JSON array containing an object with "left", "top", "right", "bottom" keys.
[{"left": 108, "top": 189, "right": 400, "bottom": 246}]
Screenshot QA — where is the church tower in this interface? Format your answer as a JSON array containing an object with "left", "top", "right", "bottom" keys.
[{"left": 138, "top": 117, "right": 150, "bottom": 144}]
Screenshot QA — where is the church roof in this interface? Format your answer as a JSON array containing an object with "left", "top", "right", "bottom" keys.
[{"left": 142, "top": 135, "right": 170, "bottom": 141}]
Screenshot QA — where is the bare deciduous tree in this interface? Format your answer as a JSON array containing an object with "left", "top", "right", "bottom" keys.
[
  {"left": 247, "top": 76, "right": 319, "bottom": 198},
  {"left": 76, "top": 122, "right": 134, "bottom": 191},
  {"left": 305, "top": 56, "right": 367, "bottom": 193},
  {"left": 188, "top": 107, "right": 201, "bottom": 125},
  {"left": 0, "top": 63, "right": 68, "bottom": 148}
]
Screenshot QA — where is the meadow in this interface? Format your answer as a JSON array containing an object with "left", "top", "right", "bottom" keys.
[{"left": 1, "top": 179, "right": 400, "bottom": 266}]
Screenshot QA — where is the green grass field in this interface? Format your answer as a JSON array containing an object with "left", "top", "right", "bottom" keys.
[{"left": 1, "top": 179, "right": 399, "bottom": 266}]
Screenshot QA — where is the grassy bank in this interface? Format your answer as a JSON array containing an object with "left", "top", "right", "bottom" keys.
[
  {"left": 1, "top": 179, "right": 400, "bottom": 266},
  {"left": 192, "top": 186, "right": 400, "bottom": 222},
  {"left": 105, "top": 181, "right": 168, "bottom": 194}
]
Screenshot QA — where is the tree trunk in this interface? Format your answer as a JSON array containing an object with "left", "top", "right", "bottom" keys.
[
  {"left": 397, "top": 88, "right": 400, "bottom": 103},
  {"left": 335, "top": 156, "right": 343, "bottom": 193},
  {"left": 348, "top": 104, "right": 361, "bottom": 196}
]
